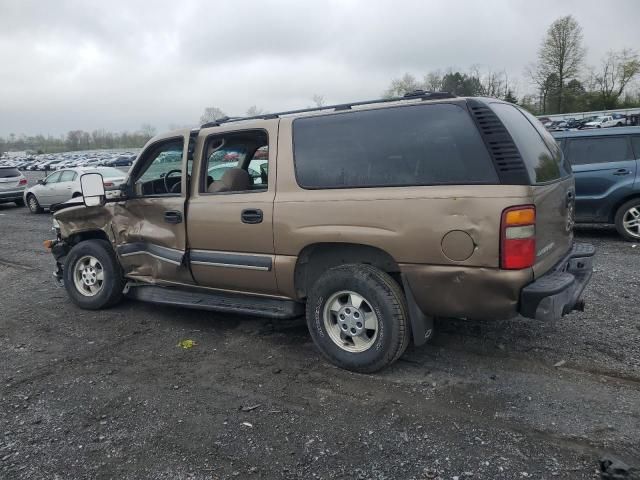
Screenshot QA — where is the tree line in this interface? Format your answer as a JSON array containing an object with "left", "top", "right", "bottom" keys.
[
  {"left": 382, "top": 15, "right": 640, "bottom": 115},
  {"left": 0, "top": 124, "right": 157, "bottom": 155}
]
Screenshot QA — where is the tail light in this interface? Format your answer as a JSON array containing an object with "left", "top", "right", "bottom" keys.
[
  {"left": 103, "top": 182, "right": 113, "bottom": 187},
  {"left": 501, "top": 205, "right": 536, "bottom": 269},
  {"left": 18, "top": 178, "right": 27, "bottom": 185}
]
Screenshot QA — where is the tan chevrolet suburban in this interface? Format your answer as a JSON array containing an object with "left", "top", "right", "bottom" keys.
[{"left": 48, "top": 92, "right": 594, "bottom": 372}]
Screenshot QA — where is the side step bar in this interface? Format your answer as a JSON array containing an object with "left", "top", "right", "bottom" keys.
[{"left": 126, "top": 285, "right": 304, "bottom": 319}]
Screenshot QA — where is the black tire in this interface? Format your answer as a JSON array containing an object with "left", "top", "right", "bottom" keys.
[
  {"left": 26, "top": 194, "right": 43, "bottom": 214},
  {"left": 72, "top": 192, "right": 82, "bottom": 198},
  {"left": 305, "top": 264, "right": 410, "bottom": 373},
  {"left": 614, "top": 199, "right": 640, "bottom": 242},
  {"left": 63, "top": 240, "right": 124, "bottom": 310},
  {"left": 14, "top": 198, "right": 25, "bottom": 207}
]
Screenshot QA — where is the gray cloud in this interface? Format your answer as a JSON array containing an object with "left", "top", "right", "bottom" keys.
[{"left": 1, "top": 0, "right": 639, "bottom": 136}]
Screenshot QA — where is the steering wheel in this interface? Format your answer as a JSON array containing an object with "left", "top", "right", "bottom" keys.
[{"left": 163, "top": 169, "right": 182, "bottom": 193}]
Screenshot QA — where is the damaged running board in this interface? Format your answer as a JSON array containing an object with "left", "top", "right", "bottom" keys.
[{"left": 126, "top": 284, "right": 304, "bottom": 319}]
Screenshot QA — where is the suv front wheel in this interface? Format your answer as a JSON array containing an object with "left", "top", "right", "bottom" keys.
[
  {"left": 306, "top": 264, "right": 410, "bottom": 373},
  {"left": 63, "top": 240, "right": 125, "bottom": 310},
  {"left": 614, "top": 199, "right": 640, "bottom": 242}
]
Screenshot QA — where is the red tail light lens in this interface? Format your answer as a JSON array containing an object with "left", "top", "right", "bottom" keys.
[
  {"left": 19, "top": 178, "right": 27, "bottom": 185},
  {"left": 103, "top": 182, "right": 113, "bottom": 187},
  {"left": 501, "top": 206, "right": 536, "bottom": 269}
]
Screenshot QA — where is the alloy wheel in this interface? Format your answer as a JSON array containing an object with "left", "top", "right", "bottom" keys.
[
  {"left": 323, "top": 290, "right": 379, "bottom": 353},
  {"left": 73, "top": 255, "right": 105, "bottom": 296}
]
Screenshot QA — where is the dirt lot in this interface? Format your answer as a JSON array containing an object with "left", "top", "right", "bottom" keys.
[{"left": 1, "top": 177, "right": 639, "bottom": 479}]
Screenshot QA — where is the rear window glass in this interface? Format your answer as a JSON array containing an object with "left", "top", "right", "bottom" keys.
[
  {"left": 0, "top": 168, "right": 20, "bottom": 178},
  {"left": 293, "top": 103, "right": 498, "bottom": 189},
  {"left": 491, "top": 103, "right": 571, "bottom": 183},
  {"left": 565, "top": 137, "right": 631, "bottom": 165}
]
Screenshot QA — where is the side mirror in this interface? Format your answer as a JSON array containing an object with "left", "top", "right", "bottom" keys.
[
  {"left": 80, "top": 173, "right": 106, "bottom": 207},
  {"left": 37, "top": 179, "right": 44, "bottom": 185}
]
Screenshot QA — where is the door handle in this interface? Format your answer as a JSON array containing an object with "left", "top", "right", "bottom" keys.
[
  {"left": 241, "top": 208, "right": 263, "bottom": 224},
  {"left": 613, "top": 169, "right": 631, "bottom": 176},
  {"left": 164, "top": 210, "right": 183, "bottom": 224}
]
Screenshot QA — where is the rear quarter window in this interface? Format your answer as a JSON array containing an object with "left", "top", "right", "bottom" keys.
[
  {"left": 293, "top": 103, "right": 498, "bottom": 189},
  {"left": 491, "top": 103, "right": 571, "bottom": 184}
]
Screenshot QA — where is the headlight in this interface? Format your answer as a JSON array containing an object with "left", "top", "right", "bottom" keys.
[{"left": 52, "top": 218, "right": 60, "bottom": 231}]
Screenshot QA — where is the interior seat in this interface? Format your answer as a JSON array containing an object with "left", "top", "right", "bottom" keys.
[{"left": 208, "top": 167, "right": 250, "bottom": 193}]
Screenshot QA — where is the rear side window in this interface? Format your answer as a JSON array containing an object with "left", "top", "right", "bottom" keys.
[
  {"left": 491, "top": 103, "right": 571, "bottom": 184},
  {"left": 293, "top": 103, "right": 498, "bottom": 189},
  {"left": 0, "top": 168, "right": 20, "bottom": 178},
  {"left": 565, "top": 137, "right": 631, "bottom": 165}
]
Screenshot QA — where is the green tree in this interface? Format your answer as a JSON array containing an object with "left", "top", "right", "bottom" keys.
[
  {"left": 530, "top": 15, "right": 585, "bottom": 113},
  {"left": 593, "top": 49, "right": 640, "bottom": 109}
]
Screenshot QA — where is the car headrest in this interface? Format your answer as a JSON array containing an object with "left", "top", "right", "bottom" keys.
[{"left": 208, "top": 167, "right": 250, "bottom": 193}]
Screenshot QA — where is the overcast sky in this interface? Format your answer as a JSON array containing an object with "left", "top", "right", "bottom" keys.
[{"left": 1, "top": 0, "right": 639, "bottom": 137}]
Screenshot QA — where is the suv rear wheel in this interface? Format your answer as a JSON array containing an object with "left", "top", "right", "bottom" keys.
[
  {"left": 615, "top": 199, "right": 640, "bottom": 242},
  {"left": 63, "top": 240, "right": 124, "bottom": 310},
  {"left": 306, "top": 264, "right": 410, "bottom": 373}
]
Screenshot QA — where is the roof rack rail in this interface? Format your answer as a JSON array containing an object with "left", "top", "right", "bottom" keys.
[{"left": 199, "top": 91, "right": 456, "bottom": 128}]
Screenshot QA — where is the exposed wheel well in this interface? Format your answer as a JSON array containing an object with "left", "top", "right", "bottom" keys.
[
  {"left": 67, "top": 229, "right": 111, "bottom": 247},
  {"left": 71, "top": 192, "right": 82, "bottom": 198},
  {"left": 609, "top": 194, "right": 640, "bottom": 223},
  {"left": 294, "top": 243, "right": 401, "bottom": 299}
]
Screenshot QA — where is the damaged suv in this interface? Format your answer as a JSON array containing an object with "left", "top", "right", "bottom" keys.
[{"left": 48, "top": 92, "right": 594, "bottom": 372}]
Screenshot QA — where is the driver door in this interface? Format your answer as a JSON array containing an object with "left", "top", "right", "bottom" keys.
[{"left": 113, "top": 132, "right": 193, "bottom": 285}]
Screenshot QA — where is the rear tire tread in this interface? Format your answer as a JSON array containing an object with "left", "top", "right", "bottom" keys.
[{"left": 306, "top": 264, "right": 410, "bottom": 373}]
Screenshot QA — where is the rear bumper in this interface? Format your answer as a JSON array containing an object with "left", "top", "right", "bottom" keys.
[
  {"left": 519, "top": 242, "right": 595, "bottom": 321},
  {"left": 0, "top": 189, "right": 25, "bottom": 201}
]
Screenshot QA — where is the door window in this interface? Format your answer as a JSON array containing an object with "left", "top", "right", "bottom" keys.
[
  {"left": 59, "top": 170, "right": 76, "bottom": 182},
  {"left": 133, "top": 139, "right": 185, "bottom": 196},
  {"left": 201, "top": 130, "right": 268, "bottom": 193},
  {"left": 44, "top": 171, "right": 62, "bottom": 184},
  {"left": 566, "top": 137, "right": 631, "bottom": 165}
]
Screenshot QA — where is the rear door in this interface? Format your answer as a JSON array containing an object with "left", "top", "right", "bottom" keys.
[
  {"left": 186, "top": 121, "right": 279, "bottom": 295},
  {"left": 564, "top": 135, "right": 636, "bottom": 222},
  {"left": 490, "top": 103, "right": 574, "bottom": 277}
]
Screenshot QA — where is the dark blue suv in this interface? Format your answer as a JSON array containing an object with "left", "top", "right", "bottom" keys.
[{"left": 553, "top": 127, "right": 640, "bottom": 241}]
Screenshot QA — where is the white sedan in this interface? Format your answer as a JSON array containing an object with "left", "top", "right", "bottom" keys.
[{"left": 24, "top": 167, "right": 126, "bottom": 213}]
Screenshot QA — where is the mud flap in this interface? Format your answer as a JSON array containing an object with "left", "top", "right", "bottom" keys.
[{"left": 401, "top": 274, "right": 435, "bottom": 346}]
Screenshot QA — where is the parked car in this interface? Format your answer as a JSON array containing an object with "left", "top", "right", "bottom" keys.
[
  {"left": 48, "top": 94, "right": 593, "bottom": 372},
  {"left": 107, "top": 155, "right": 135, "bottom": 167},
  {"left": 584, "top": 115, "right": 625, "bottom": 129},
  {"left": 553, "top": 127, "right": 640, "bottom": 241},
  {"left": 24, "top": 167, "right": 126, "bottom": 213},
  {"left": 0, "top": 166, "right": 27, "bottom": 207}
]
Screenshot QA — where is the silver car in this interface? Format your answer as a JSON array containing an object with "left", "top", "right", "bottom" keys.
[
  {"left": 0, "top": 166, "right": 27, "bottom": 207},
  {"left": 24, "top": 167, "right": 127, "bottom": 213}
]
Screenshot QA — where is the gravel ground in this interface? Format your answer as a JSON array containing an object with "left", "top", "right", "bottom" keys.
[{"left": 1, "top": 173, "right": 639, "bottom": 479}]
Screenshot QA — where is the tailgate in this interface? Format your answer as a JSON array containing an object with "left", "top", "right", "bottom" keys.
[{"left": 531, "top": 176, "right": 575, "bottom": 278}]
